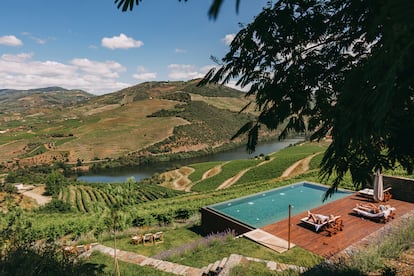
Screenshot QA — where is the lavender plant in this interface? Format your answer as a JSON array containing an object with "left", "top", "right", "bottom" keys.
[{"left": 153, "top": 229, "right": 235, "bottom": 260}]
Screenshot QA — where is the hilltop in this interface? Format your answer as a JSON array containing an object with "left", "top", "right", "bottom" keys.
[
  {"left": 0, "top": 87, "right": 93, "bottom": 114},
  {"left": 0, "top": 79, "right": 275, "bottom": 170}
]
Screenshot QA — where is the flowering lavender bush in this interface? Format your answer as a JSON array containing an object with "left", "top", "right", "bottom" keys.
[{"left": 153, "top": 229, "right": 235, "bottom": 260}]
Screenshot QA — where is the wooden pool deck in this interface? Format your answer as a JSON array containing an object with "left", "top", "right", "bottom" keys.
[{"left": 261, "top": 194, "right": 414, "bottom": 257}]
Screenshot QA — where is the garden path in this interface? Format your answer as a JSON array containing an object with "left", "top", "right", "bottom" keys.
[
  {"left": 91, "top": 244, "right": 306, "bottom": 275},
  {"left": 92, "top": 244, "right": 202, "bottom": 275}
]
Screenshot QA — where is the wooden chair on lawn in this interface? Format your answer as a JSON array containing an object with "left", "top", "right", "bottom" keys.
[
  {"left": 143, "top": 233, "right": 154, "bottom": 246},
  {"left": 131, "top": 234, "right": 143, "bottom": 245},
  {"left": 153, "top": 231, "right": 164, "bottom": 244}
]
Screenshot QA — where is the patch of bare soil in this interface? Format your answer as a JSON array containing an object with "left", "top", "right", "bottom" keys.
[
  {"left": 21, "top": 185, "right": 51, "bottom": 206},
  {"left": 280, "top": 153, "right": 319, "bottom": 179},
  {"left": 84, "top": 104, "right": 120, "bottom": 116},
  {"left": 217, "top": 158, "right": 274, "bottom": 190},
  {"left": 217, "top": 168, "right": 250, "bottom": 190},
  {"left": 161, "top": 166, "right": 195, "bottom": 192},
  {"left": 202, "top": 162, "right": 230, "bottom": 180}
]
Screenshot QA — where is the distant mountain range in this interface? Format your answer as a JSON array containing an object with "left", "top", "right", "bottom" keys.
[
  {"left": 0, "top": 87, "right": 93, "bottom": 114},
  {"left": 0, "top": 79, "right": 276, "bottom": 169}
]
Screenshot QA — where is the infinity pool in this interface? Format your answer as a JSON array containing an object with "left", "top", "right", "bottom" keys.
[{"left": 207, "top": 182, "right": 352, "bottom": 228}]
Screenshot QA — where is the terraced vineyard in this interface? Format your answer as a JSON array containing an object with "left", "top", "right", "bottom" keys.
[
  {"left": 188, "top": 143, "right": 327, "bottom": 192},
  {"left": 191, "top": 159, "right": 262, "bottom": 192},
  {"left": 58, "top": 183, "right": 184, "bottom": 213}
]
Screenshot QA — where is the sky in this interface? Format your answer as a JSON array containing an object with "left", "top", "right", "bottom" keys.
[{"left": 0, "top": 0, "right": 270, "bottom": 95}]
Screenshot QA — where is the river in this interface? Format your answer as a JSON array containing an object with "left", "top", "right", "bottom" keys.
[{"left": 77, "top": 137, "right": 304, "bottom": 183}]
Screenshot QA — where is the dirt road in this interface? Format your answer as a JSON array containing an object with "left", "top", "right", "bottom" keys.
[{"left": 21, "top": 186, "right": 51, "bottom": 205}]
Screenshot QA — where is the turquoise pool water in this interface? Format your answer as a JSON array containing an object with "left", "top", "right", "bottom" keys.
[{"left": 208, "top": 182, "right": 352, "bottom": 228}]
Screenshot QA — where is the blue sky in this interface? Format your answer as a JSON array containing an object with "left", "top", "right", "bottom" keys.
[{"left": 0, "top": 0, "right": 270, "bottom": 95}]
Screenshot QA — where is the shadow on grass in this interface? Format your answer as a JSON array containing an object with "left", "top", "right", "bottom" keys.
[
  {"left": 0, "top": 248, "right": 105, "bottom": 276},
  {"left": 187, "top": 223, "right": 210, "bottom": 236}
]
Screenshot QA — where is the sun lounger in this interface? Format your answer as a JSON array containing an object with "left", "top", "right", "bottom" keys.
[
  {"left": 300, "top": 215, "right": 343, "bottom": 236},
  {"left": 352, "top": 206, "right": 396, "bottom": 223},
  {"left": 300, "top": 216, "right": 329, "bottom": 232},
  {"left": 358, "top": 187, "right": 392, "bottom": 201}
]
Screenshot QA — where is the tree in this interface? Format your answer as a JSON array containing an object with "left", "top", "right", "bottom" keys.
[
  {"left": 114, "top": 0, "right": 235, "bottom": 19},
  {"left": 45, "top": 170, "right": 66, "bottom": 197},
  {"left": 103, "top": 206, "right": 127, "bottom": 276},
  {"left": 116, "top": 0, "right": 414, "bottom": 196},
  {"left": 5, "top": 171, "right": 17, "bottom": 183},
  {"left": 103, "top": 186, "right": 128, "bottom": 276},
  {"left": 201, "top": 0, "right": 414, "bottom": 197}
]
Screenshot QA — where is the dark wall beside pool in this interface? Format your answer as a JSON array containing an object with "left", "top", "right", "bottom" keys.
[
  {"left": 200, "top": 207, "right": 255, "bottom": 235},
  {"left": 383, "top": 175, "right": 414, "bottom": 203}
]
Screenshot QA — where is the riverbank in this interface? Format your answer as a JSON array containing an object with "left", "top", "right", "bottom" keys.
[{"left": 78, "top": 137, "right": 305, "bottom": 183}]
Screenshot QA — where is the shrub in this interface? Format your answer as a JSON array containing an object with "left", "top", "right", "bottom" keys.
[
  {"left": 45, "top": 170, "right": 66, "bottom": 197},
  {"left": 153, "top": 229, "right": 236, "bottom": 261},
  {"left": 1, "top": 183, "right": 17, "bottom": 193},
  {"left": 155, "top": 212, "right": 173, "bottom": 226},
  {"left": 174, "top": 208, "right": 192, "bottom": 221},
  {"left": 40, "top": 199, "right": 72, "bottom": 213}
]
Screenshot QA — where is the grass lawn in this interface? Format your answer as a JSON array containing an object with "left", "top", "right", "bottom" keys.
[
  {"left": 165, "top": 236, "right": 322, "bottom": 268},
  {"left": 100, "top": 226, "right": 202, "bottom": 258},
  {"left": 99, "top": 224, "right": 322, "bottom": 269},
  {"left": 87, "top": 251, "right": 175, "bottom": 276}
]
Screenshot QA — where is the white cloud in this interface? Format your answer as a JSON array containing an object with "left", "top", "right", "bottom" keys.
[
  {"left": 222, "top": 33, "right": 235, "bottom": 46},
  {"left": 0, "top": 35, "right": 23, "bottom": 46},
  {"left": 167, "top": 64, "right": 211, "bottom": 80},
  {"left": 225, "top": 80, "right": 250, "bottom": 92},
  {"left": 175, "top": 48, "right": 187, "bottom": 53},
  {"left": 70, "top": 58, "right": 126, "bottom": 78},
  {"left": 1, "top": 53, "right": 33, "bottom": 62},
  {"left": 22, "top": 32, "right": 46, "bottom": 44},
  {"left": 101, "top": 33, "right": 143, "bottom": 50},
  {"left": 200, "top": 65, "right": 215, "bottom": 73},
  {"left": 0, "top": 53, "right": 130, "bottom": 95},
  {"left": 132, "top": 66, "right": 157, "bottom": 80},
  {"left": 33, "top": 37, "right": 46, "bottom": 44}
]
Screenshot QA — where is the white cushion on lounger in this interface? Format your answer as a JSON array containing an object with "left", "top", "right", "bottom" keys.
[
  {"left": 300, "top": 217, "right": 328, "bottom": 232},
  {"left": 352, "top": 206, "right": 395, "bottom": 219}
]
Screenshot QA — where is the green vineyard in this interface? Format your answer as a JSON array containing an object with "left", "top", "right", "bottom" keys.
[{"left": 58, "top": 183, "right": 184, "bottom": 213}]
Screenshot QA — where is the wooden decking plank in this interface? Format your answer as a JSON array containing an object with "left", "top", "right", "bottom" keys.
[{"left": 261, "top": 194, "right": 414, "bottom": 257}]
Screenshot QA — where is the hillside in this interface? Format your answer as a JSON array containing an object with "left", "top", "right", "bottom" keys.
[
  {"left": 0, "top": 79, "right": 274, "bottom": 170},
  {"left": 0, "top": 87, "right": 93, "bottom": 114}
]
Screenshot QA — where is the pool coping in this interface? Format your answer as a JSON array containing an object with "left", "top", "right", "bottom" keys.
[
  {"left": 201, "top": 181, "right": 353, "bottom": 235},
  {"left": 206, "top": 181, "right": 352, "bottom": 209}
]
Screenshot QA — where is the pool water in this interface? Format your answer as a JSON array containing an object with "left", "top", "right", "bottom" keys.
[{"left": 208, "top": 182, "right": 352, "bottom": 228}]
